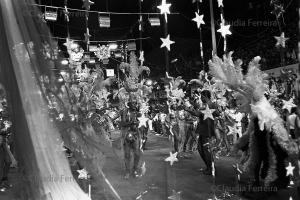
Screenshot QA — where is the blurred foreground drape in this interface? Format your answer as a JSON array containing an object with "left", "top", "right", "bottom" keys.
[{"left": 0, "top": 0, "right": 92, "bottom": 199}]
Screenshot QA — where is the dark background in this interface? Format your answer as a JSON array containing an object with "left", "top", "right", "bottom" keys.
[{"left": 36, "top": 0, "right": 298, "bottom": 79}]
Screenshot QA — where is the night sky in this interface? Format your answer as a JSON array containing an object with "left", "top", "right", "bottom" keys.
[{"left": 38, "top": 0, "right": 298, "bottom": 78}]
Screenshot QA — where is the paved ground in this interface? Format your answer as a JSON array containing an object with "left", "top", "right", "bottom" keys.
[{"left": 1, "top": 132, "right": 299, "bottom": 200}]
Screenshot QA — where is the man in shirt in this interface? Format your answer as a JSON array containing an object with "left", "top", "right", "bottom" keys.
[{"left": 184, "top": 90, "right": 219, "bottom": 175}]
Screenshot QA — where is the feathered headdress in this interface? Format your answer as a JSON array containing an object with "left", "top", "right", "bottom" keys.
[
  {"left": 208, "top": 51, "right": 268, "bottom": 103},
  {"left": 119, "top": 52, "right": 150, "bottom": 92}
]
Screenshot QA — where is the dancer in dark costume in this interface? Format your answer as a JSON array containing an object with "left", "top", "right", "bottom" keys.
[
  {"left": 209, "top": 52, "right": 299, "bottom": 189},
  {"left": 120, "top": 101, "right": 141, "bottom": 179}
]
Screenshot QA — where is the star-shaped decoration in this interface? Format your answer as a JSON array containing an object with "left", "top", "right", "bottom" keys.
[
  {"left": 160, "top": 34, "right": 175, "bottom": 51},
  {"left": 271, "top": 4, "right": 284, "bottom": 18},
  {"left": 82, "top": 0, "right": 94, "bottom": 11},
  {"left": 168, "top": 190, "right": 182, "bottom": 200},
  {"left": 157, "top": 0, "right": 171, "bottom": 23},
  {"left": 274, "top": 32, "right": 289, "bottom": 48},
  {"left": 192, "top": 12, "right": 205, "bottom": 28},
  {"left": 63, "top": 38, "right": 76, "bottom": 50},
  {"left": 138, "top": 114, "right": 148, "bottom": 128},
  {"left": 286, "top": 162, "right": 295, "bottom": 176},
  {"left": 139, "top": 51, "right": 144, "bottom": 65},
  {"left": 165, "top": 152, "right": 178, "bottom": 166},
  {"left": 64, "top": 6, "right": 69, "bottom": 22},
  {"left": 227, "top": 125, "right": 238, "bottom": 136},
  {"left": 201, "top": 105, "right": 215, "bottom": 120},
  {"left": 77, "top": 168, "right": 89, "bottom": 179},
  {"left": 282, "top": 98, "right": 296, "bottom": 113},
  {"left": 217, "top": 23, "right": 231, "bottom": 38},
  {"left": 84, "top": 28, "right": 91, "bottom": 44},
  {"left": 217, "top": 0, "right": 223, "bottom": 7}
]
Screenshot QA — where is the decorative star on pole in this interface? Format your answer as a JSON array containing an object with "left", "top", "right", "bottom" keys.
[
  {"left": 160, "top": 34, "right": 175, "bottom": 51},
  {"left": 286, "top": 162, "right": 295, "bottom": 176},
  {"left": 157, "top": 0, "right": 171, "bottom": 23},
  {"left": 217, "top": 23, "right": 232, "bottom": 38},
  {"left": 138, "top": 114, "right": 148, "bottom": 128},
  {"left": 82, "top": 0, "right": 94, "bottom": 10},
  {"left": 282, "top": 98, "right": 296, "bottom": 113},
  {"left": 168, "top": 190, "right": 182, "bottom": 200},
  {"left": 63, "top": 38, "right": 75, "bottom": 49},
  {"left": 77, "top": 168, "right": 89, "bottom": 179},
  {"left": 192, "top": 12, "right": 205, "bottom": 28},
  {"left": 84, "top": 28, "right": 91, "bottom": 44},
  {"left": 64, "top": 6, "right": 69, "bottom": 22},
  {"left": 139, "top": 51, "right": 144, "bottom": 65},
  {"left": 165, "top": 152, "right": 178, "bottom": 166},
  {"left": 201, "top": 105, "right": 215, "bottom": 120},
  {"left": 217, "top": 0, "right": 224, "bottom": 7},
  {"left": 274, "top": 32, "right": 289, "bottom": 48}
]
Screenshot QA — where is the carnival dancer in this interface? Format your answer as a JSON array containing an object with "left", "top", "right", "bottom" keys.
[
  {"left": 184, "top": 90, "right": 219, "bottom": 175},
  {"left": 119, "top": 99, "right": 141, "bottom": 179},
  {"left": 182, "top": 99, "right": 197, "bottom": 154},
  {"left": 209, "top": 53, "right": 299, "bottom": 188}
]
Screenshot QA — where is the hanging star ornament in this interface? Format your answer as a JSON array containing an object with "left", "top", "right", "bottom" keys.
[
  {"left": 192, "top": 12, "right": 205, "bottom": 28},
  {"left": 63, "top": 6, "right": 69, "bottom": 22},
  {"left": 138, "top": 114, "right": 148, "bottom": 128},
  {"left": 160, "top": 34, "right": 175, "bottom": 51},
  {"left": 157, "top": 0, "right": 171, "bottom": 23},
  {"left": 217, "top": 0, "right": 223, "bottom": 7},
  {"left": 82, "top": 0, "right": 94, "bottom": 10},
  {"left": 139, "top": 51, "right": 144, "bottom": 65},
  {"left": 274, "top": 32, "right": 289, "bottom": 48},
  {"left": 168, "top": 190, "right": 182, "bottom": 200},
  {"left": 271, "top": 4, "right": 284, "bottom": 18},
  {"left": 217, "top": 23, "right": 231, "bottom": 38},
  {"left": 64, "top": 38, "right": 77, "bottom": 50},
  {"left": 286, "top": 162, "right": 295, "bottom": 176},
  {"left": 282, "top": 98, "right": 296, "bottom": 113},
  {"left": 165, "top": 152, "right": 178, "bottom": 166},
  {"left": 77, "top": 168, "right": 89, "bottom": 179},
  {"left": 201, "top": 105, "right": 215, "bottom": 120}
]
